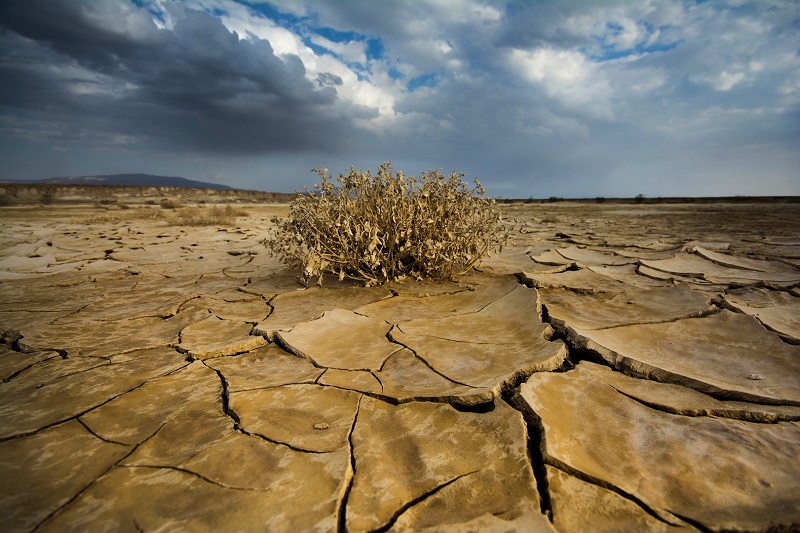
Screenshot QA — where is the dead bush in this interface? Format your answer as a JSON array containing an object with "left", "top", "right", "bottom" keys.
[
  {"left": 78, "top": 206, "right": 163, "bottom": 224},
  {"left": 169, "top": 205, "right": 248, "bottom": 226},
  {"left": 264, "top": 161, "right": 510, "bottom": 286},
  {"left": 159, "top": 198, "right": 182, "bottom": 209}
]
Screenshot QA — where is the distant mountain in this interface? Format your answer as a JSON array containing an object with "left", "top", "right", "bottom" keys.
[{"left": 10, "top": 173, "right": 235, "bottom": 190}]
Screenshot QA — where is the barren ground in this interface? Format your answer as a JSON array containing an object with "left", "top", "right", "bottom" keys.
[{"left": 1, "top": 200, "right": 799, "bottom": 532}]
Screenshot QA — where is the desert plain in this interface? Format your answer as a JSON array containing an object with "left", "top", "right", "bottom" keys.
[{"left": 1, "top": 196, "right": 799, "bottom": 532}]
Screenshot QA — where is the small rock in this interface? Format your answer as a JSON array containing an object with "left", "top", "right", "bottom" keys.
[
  {"left": 1, "top": 329, "right": 23, "bottom": 345},
  {"left": 314, "top": 423, "right": 330, "bottom": 430},
  {"left": 748, "top": 373, "right": 763, "bottom": 380}
]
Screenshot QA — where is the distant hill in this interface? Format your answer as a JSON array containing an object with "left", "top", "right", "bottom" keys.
[{"left": 9, "top": 173, "right": 235, "bottom": 190}]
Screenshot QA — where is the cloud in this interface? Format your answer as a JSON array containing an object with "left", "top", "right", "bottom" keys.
[
  {"left": 0, "top": 0, "right": 797, "bottom": 197},
  {"left": 509, "top": 47, "right": 614, "bottom": 119},
  {"left": 0, "top": 0, "right": 354, "bottom": 155}
]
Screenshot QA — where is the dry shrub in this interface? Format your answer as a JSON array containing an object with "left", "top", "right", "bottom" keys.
[
  {"left": 264, "top": 162, "right": 510, "bottom": 286},
  {"left": 78, "top": 205, "right": 247, "bottom": 226},
  {"left": 169, "top": 205, "right": 248, "bottom": 226},
  {"left": 78, "top": 206, "right": 164, "bottom": 224},
  {"left": 159, "top": 198, "right": 182, "bottom": 209}
]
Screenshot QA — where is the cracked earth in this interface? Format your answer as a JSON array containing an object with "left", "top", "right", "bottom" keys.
[{"left": 1, "top": 201, "right": 799, "bottom": 532}]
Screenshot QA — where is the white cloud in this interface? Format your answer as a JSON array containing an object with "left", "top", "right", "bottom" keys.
[
  {"left": 176, "top": 0, "right": 402, "bottom": 125},
  {"left": 692, "top": 69, "right": 747, "bottom": 92},
  {"left": 181, "top": 0, "right": 299, "bottom": 53},
  {"left": 308, "top": 34, "right": 368, "bottom": 65},
  {"left": 651, "top": 105, "right": 773, "bottom": 141},
  {"left": 408, "top": 0, "right": 502, "bottom": 27},
  {"left": 515, "top": 110, "right": 591, "bottom": 140},
  {"left": 563, "top": 4, "right": 676, "bottom": 59},
  {"left": 608, "top": 18, "right": 648, "bottom": 49},
  {"left": 509, "top": 47, "right": 614, "bottom": 119},
  {"left": 80, "top": 0, "right": 161, "bottom": 41}
]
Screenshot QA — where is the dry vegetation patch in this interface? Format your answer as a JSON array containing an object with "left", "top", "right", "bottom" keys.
[
  {"left": 264, "top": 162, "right": 510, "bottom": 286},
  {"left": 78, "top": 204, "right": 248, "bottom": 226},
  {"left": 170, "top": 204, "right": 248, "bottom": 226}
]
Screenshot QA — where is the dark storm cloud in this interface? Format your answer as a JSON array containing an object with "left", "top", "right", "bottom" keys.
[{"left": 0, "top": 0, "right": 356, "bottom": 155}]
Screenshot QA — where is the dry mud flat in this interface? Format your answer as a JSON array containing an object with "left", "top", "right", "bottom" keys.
[{"left": 1, "top": 201, "right": 799, "bottom": 532}]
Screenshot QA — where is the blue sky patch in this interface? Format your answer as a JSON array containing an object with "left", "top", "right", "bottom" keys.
[
  {"left": 587, "top": 21, "right": 681, "bottom": 62},
  {"left": 366, "top": 37, "right": 384, "bottom": 61},
  {"left": 408, "top": 73, "right": 437, "bottom": 91},
  {"left": 235, "top": 0, "right": 305, "bottom": 27}
]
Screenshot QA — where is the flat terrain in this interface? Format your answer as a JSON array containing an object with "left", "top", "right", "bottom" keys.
[{"left": 1, "top": 200, "right": 799, "bottom": 532}]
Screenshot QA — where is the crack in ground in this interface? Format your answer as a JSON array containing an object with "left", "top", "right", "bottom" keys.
[
  {"left": 174, "top": 295, "right": 202, "bottom": 315},
  {"left": 272, "top": 333, "right": 325, "bottom": 369},
  {"left": 376, "top": 345, "right": 404, "bottom": 374},
  {"left": 46, "top": 302, "right": 97, "bottom": 326},
  {"left": 77, "top": 419, "right": 129, "bottom": 446},
  {"left": 201, "top": 362, "right": 241, "bottom": 428},
  {"left": 502, "top": 281, "right": 697, "bottom": 527},
  {"left": 278, "top": 367, "right": 492, "bottom": 408},
  {"left": 588, "top": 305, "right": 723, "bottom": 331},
  {"left": 570, "top": 337, "right": 800, "bottom": 407},
  {"left": 370, "top": 371, "right": 385, "bottom": 394},
  {"left": 385, "top": 326, "right": 475, "bottom": 389},
  {"left": 11, "top": 258, "right": 787, "bottom": 531},
  {"left": 541, "top": 301, "right": 723, "bottom": 338},
  {"left": 716, "top": 298, "right": 800, "bottom": 345},
  {"left": 247, "top": 430, "right": 333, "bottom": 455},
  {"left": 666, "top": 511, "right": 716, "bottom": 533},
  {"left": 608, "top": 385, "right": 800, "bottom": 424},
  {"left": 526, "top": 283, "right": 797, "bottom": 531},
  {"left": 313, "top": 380, "right": 464, "bottom": 408},
  {"left": 0, "top": 362, "right": 192, "bottom": 443},
  {"left": 515, "top": 273, "right": 609, "bottom": 296},
  {"left": 336, "top": 394, "right": 362, "bottom": 533},
  {"left": 386, "top": 282, "right": 519, "bottom": 322},
  {"left": 542, "top": 457, "right": 692, "bottom": 528},
  {"left": 34, "top": 360, "right": 112, "bottom": 383},
  {"left": 390, "top": 325, "right": 516, "bottom": 346},
  {"left": 1, "top": 354, "right": 63, "bottom": 383},
  {"left": 545, "top": 310, "right": 800, "bottom": 408},
  {"left": 122, "top": 464, "right": 270, "bottom": 492},
  {"left": 226, "top": 380, "right": 322, "bottom": 394},
  {"left": 503, "top": 393, "right": 553, "bottom": 522},
  {"left": 470, "top": 284, "right": 519, "bottom": 314},
  {"left": 202, "top": 361, "right": 332, "bottom": 454},
  {"left": 369, "top": 470, "right": 480, "bottom": 533},
  {"left": 31, "top": 422, "right": 167, "bottom": 532}
]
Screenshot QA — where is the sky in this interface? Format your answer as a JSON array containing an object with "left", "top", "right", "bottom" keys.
[{"left": 0, "top": 0, "right": 798, "bottom": 198}]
